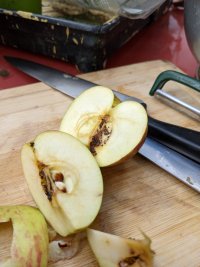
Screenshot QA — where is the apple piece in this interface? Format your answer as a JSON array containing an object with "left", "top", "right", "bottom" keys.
[
  {"left": 0, "top": 205, "right": 48, "bottom": 267},
  {"left": 87, "top": 229, "right": 154, "bottom": 267},
  {"left": 48, "top": 231, "right": 86, "bottom": 262},
  {"left": 60, "top": 86, "right": 148, "bottom": 167},
  {"left": 21, "top": 131, "right": 103, "bottom": 237}
]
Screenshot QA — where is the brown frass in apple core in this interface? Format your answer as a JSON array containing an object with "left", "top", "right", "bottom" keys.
[
  {"left": 37, "top": 159, "right": 67, "bottom": 199},
  {"left": 89, "top": 115, "right": 112, "bottom": 155},
  {"left": 39, "top": 167, "right": 54, "bottom": 201},
  {"left": 119, "top": 255, "right": 142, "bottom": 267}
]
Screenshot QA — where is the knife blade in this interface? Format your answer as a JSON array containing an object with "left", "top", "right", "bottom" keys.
[
  {"left": 5, "top": 56, "right": 200, "bottom": 164},
  {"left": 5, "top": 56, "right": 144, "bottom": 104},
  {"left": 140, "top": 138, "right": 200, "bottom": 192},
  {"left": 4, "top": 56, "right": 200, "bottom": 192}
]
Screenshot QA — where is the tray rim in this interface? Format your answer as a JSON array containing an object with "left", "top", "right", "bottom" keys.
[{"left": 0, "top": 8, "right": 122, "bottom": 34}]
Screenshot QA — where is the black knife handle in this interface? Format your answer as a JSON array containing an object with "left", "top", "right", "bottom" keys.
[{"left": 147, "top": 116, "right": 200, "bottom": 164}]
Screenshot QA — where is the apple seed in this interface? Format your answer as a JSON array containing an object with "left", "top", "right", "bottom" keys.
[
  {"left": 38, "top": 161, "right": 69, "bottom": 197},
  {"left": 55, "top": 181, "right": 67, "bottom": 193},
  {"left": 54, "top": 172, "right": 64, "bottom": 182}
]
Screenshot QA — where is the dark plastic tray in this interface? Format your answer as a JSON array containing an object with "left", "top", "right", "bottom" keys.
[{"left": 0, "top": 1, "right": 171, "bottom": 72}]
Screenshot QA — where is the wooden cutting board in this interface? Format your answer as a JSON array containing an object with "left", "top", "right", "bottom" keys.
[{"left": 0, "top": 60, "right": 200, "bottom": 267}]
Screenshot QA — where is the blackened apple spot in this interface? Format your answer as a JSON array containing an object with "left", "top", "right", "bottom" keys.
[
  {"left": 58, "top": 241, "right": 70, "bottom": 248},
  {"left": 89, "top": 115, "right": 112, "bottom": 155},
  {"left": 30, "top": 142, "right": 34, "bottom": 147},
  {"left": 30, "top": 142, "right": 36, "bottom": 152}
]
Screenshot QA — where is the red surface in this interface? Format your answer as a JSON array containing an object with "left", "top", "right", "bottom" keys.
[{"left": 0, "top": 6, "right": 198, "bottom": 90}]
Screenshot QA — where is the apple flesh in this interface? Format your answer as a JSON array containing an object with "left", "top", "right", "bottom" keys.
[
  {"left": 21, "top": 131, "right": 103, "bottom": 237},
  {"left": 0, "top": 205, "right": 48, "bottom": 267},
  {"left": 87, "top": 229, "right": 154, "bottom": 267},
  {"left": 60, "top": 86, "right": 148, "bottom": 167}
]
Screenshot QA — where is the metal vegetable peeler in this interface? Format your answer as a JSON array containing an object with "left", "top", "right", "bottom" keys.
[
  {"left": 148, "top": 70, "right": 200, "bottom": 164},
  {"left": 149, "top": 70, "right": 200, "bottom": 117}
]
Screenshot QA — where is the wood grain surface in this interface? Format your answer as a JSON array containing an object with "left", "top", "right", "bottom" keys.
[{"left": 0, "top": 60, "right": 200, "bottom": 267}]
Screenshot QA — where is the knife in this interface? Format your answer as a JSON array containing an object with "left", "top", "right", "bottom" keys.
[
  {"left": 5, "top": 56, "right": 200, "bottom": 192},
  {"left": 5, "top": 56, "right": 200, "bottom": 162}
]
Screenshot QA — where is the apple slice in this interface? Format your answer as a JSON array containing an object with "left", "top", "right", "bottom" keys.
[
  {"left": 21, "top": 131, "right": 103, "bottom": 237},
  {"left": 0, "top": 205, "right": 48, "bottom": 267},
  {"left": 87, "top": 229, "right": 154, "bottom": 267},
  {"left": 60, "top": 86, "right": 148, "bottom": 167}
]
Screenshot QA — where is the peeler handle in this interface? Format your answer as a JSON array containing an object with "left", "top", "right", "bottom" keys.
[
  {"left": 149, "top": 70, "right": 200, "bottom": 95},
  {"left": 148, "top": 116, "right": 200, "bottom": 164}
]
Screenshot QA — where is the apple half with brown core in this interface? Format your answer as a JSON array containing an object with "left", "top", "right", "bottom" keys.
[
  {"left": 0, "top": 205, "right": 48, "bottom": 267},
  {"left": 87, "top": 229, "right": 154, "bottom": 267},
  {"left": 21, "top": 131, "right": 103, "bottom": 237},
  {"left": 60, "top": 86, "right": 148, "bottom": 167}
]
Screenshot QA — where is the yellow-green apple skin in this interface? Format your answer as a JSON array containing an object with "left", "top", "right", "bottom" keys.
[
  {"left": 87, "top": 229, "right": 154, "bottom": 267},
  {"left": 21, "top": 131, "right": 103, "bottom": 237},
  {"left": 60, "top": 86, "right": 148, "bottom": 167},
  {"left": 0, "top": 205, "right": 48, "bottom": 267}
]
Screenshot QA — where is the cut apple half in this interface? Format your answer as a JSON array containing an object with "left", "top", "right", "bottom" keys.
[
  {"left": 0, "top": 205, "right": 48, "bottom": 267},
  {"left": 21, "top": 131, "right": 103, "bottom": 237},
  {"left": 87, "top": 229, "right": 154, "bottom": 267},
  {"left": 60, "top": 86, "right": 148, "bottom": 167}
]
